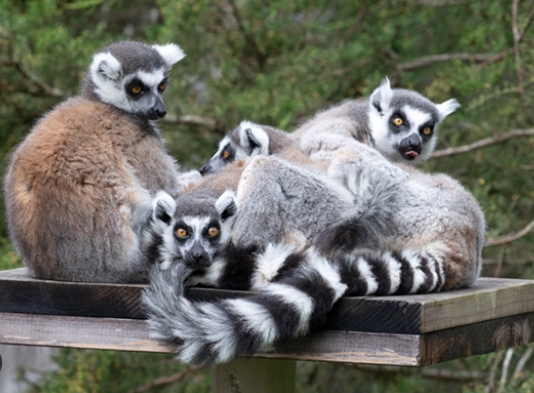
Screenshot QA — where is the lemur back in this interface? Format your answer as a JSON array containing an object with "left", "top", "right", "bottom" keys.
[{"left": 4, "top": 41, "right": 185, "bottom": 283}]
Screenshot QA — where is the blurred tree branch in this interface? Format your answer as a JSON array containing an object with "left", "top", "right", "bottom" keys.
[
  {"left": 486, "top": 351, "right": 505, "bottom": 393},
  {"left": 3, "top": 37, "right": 65, "bottom": 98},
  {"left": 8, "top": 61, "right": 65, "bottom": 97},
  {"left": 227, "top": 0, "right": 267, "bottom": 69},
  {"left": 127, "top": 365, "right": 202, "bottom": 393},
  {"left": 431, "top": 129, "right": 534, "bottom": 158},
  {"left": 513, "top": 346, "right": 534, "bottom": 381},
  {"left": 485, "top": 219, "right": 534, "bottom": 247},
  {"left": 397, "top": 52, "right": 511, "bottom": 72},
  {"left": 164, "top": 113, "right": 227, "bottom": 133},
  {"left": 512, "top": 0, "right": 534, "bottom": 122},
  {"left": 498, "top": 348, "right": 514, "bottom": 393}
]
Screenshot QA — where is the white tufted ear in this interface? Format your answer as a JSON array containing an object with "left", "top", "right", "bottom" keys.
[
  {"left": 238, "top": 121, "right": 270, "bottom": 156},
  {"left": 152, "top": 43, "right": 186, "bottom": 68},
  {"left": 216, "top": 190, "right": 238, "bottom": 222},
  {"left": 436, "top": 98, "right": 461, "bottom": 120},
  {"left": 369, "top": 77, "right": 393, "bottom": 115},
  {"left": 90, "top": 52, "right": 122, "bottom": 81}
]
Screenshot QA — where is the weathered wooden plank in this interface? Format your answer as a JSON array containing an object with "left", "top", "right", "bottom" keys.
[
  {"left": 2, "top": 269, "right": 534, "bottom": 335},
  {"left": 327, "top": 278, "right": 534, "bottom": 334},
  {"left": 0, "top": 268, "right": 244, "bottom": 319},
  {"left": 265, "top": 331, "right": 422, "bottom": 366},
  {"left": 3, "top": 311, "right": 534, "bottom": 366},
  {"left": 0, "top": 312, "right": 166, "bottom": 352},
  {"left": 0, "top": 312, "right": 421, "bottom": 365},
  {"left": 420, "top": 313, "right": 534, "bottom": 365}
]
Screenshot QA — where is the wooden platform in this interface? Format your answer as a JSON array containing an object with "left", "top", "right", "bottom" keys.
[{"left": 1, "top": 268, "right": 534, "bottom": 366}]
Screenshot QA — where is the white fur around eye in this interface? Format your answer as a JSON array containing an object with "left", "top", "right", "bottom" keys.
[
  {"left": 137, "top": 69, "right": 166, "bottom": 88},
  {"left": 402, "top": 106, "right": 433, "bottom": 128}
]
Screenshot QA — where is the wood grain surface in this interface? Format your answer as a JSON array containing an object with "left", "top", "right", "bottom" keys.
[{"left": 2, "top": 269, "right": 534, "bottom": 334}]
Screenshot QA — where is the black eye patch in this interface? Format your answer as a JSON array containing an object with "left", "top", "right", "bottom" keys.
[
  {"left": 221, "top": 144, "right": 235, "bottom": 161},
  {"left": 174, "top": 222, "right": 192, "bottom": 241},
  {"left": 125, "top": 79, "right": 146, "bottom": 99},
  {"left": 158, "top": 78, "right": 168, "bottom": 92},
  {"left": 203, "top": 221, "right": 221, "bottom": 240},
  {"left": 419, "top": 123, "right": 435, "bottom": 140}
]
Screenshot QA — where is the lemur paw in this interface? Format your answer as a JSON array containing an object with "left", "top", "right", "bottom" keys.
[{"left": 153, "top": 191, "right": 176, "bottom": 225}]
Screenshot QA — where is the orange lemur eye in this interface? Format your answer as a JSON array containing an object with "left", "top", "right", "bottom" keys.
[
  {"left": 131, "top": 86, "right": 142, "bottom": 95},
  {"left": 423, "top": 127, "right": 432, "bottom": 135},
  {"left": 176, "top": 228, "right": 188, "bottom": 238},
  {"left": 222, "top": 150, "right": 230, "bottom": 159},
  {"left": 208, "top": 227, "right": 219, "bottom": 237},
  {"left": 158, "top": 81, "right": 167, "bottom": 91},
  {"left": 393, "top": 116, "right": 403, "bottom": 126}
]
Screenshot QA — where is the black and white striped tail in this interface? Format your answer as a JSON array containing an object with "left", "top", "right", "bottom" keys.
[{"left": 143, "top": 245, "right": 446, "bottom": 365}]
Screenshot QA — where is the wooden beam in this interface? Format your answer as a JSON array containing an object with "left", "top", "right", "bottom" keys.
[
  {"left": 327, "top": 277, "right": 534, "bottom": 334},
  {"left": 0, "top": 312, "right": 165, "bottom": 353},
  {"left": 2, "top": 311, "right": 534, "bottom": 366},
  {"left": 2, "top": 269, "right": 534, "bottom": 335}
]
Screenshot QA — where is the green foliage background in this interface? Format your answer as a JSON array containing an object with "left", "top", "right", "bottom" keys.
[{"left": 1, "top": 0, "right": 533, "bottom": 392}]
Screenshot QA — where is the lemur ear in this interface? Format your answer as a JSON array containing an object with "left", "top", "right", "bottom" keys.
[
  {"left": 436, "top": 98, "right": 461, "bottom": 121},
  {"left": 152, "top": 43, "right": 186, "bottom": 68},
  {"left": 369, "top": 77, "right": 393, "bottom": 115},
  {"left": 239, "top": 121, "right": 269, "bottom": 156},
  {"left": 91, "top": 52, "right": 122, "bottom": 81},
  {"left": 153, "top": 191, "right": 176, "bottom": 225},
  {"left": 215, "top": 190, "right": 237, "bottom": 222}
]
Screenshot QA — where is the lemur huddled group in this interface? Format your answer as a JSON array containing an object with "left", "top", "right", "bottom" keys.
[{"left": 4, "top": 41, "right": 485, "bottom": 365}]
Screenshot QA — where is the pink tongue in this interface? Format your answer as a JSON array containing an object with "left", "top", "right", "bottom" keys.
[{"left": 406, "top": 151, "right": 419, "bottom": 158}]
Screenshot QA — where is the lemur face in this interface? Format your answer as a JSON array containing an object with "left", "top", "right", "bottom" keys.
[
  {"left": 172, "top": 216, "right": 222, "bottom": 269},
  {"left": 385, "top": 106, "right": 438, "bottom": 161},
  {"left": 200, "top": 135, "right": 237, "bottom": 175},
  {"left": 88, "top": 42, "right": 185, "bottom": 120},
  {"left": 368, "top": 77, "right": 460, "bottom": 163},
  {"left": 200, "top": 121, "right": 269, "bottom": 175},
  {"left": 153, "top": 190, "right": 238, "bottom": 271}
]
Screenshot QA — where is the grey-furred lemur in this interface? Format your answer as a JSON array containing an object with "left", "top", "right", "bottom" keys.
[
  {"left": 200, "top": 77, "right": 460, "bottom": 177},
  {"left": 143, "top": 80, "right": 485, "bottom": 365},
  {"left": 4, "top": 41, "right": 187, "bottom": 283},
  {"left": 292, "top": 76, "right": 460, "bottom": 164}
]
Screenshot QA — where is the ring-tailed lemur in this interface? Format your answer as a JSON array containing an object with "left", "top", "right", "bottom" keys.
[
  {"left": 199, "top": 78, "right": 459, "bottom": 178},
  {"left": 292, "top": 77, "right": 460, "bottom": 164},
  {"left": 144, "top": 141, "right": 485, "bottom": 365},
  {"left": 149, "top": 188, "right": 238, "bottom": 272},
  {"left": 199, "top": 121, "right": 321, "bottom": 176},
  {"left": 4, "top": 41, "right": 187, "bottom": 283}
]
